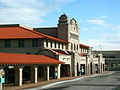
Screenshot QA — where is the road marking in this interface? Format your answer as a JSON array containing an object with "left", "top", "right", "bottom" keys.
[{"left": 25, "top": 72, "right": 114, "bottom": 90}]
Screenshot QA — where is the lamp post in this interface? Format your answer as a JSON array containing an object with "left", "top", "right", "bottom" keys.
[{"left": 99, "top": 45, "right": 102, "bottom": 54}]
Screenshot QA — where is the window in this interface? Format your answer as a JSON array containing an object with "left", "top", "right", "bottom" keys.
[
  {"left": 58, "top": 42, "right": 60, "bottom": 48},
  {"left": 55, "top": 42, "right": 56, "bottom": 48},
  {"left": 46, "top": 40, "right": 48, "bottom": 47},
  {"left": 18, "top": 39, "right": 24, "bottom": 47},
  {"left": 70, "top": 33, "right": 78, "bottom": 40},
  {"left": 74, "top": 44, "right": 75, "bottom": 50},
  {"left": 77, "top": 44, "right": 78, "bottom": 50},
  {"left": 63, "top": 58, "right": 66, "bottom": 61},
  {"left": 62, "top": 43, "right": 64, "bottom": 49},
  {"left": 71, "top": 43, "right": 73, "bottom": 50},
  {"left": 67, "top": 58, "right": 70, "bottom": 61},
  {"left": 50, "top": 40, "right": 52, "bottom": 48},
  {"left": 32, "top": 39, "right": 38, "bottom": 47},
  {"left": 5, "top": 40, "right": 11, "bottom": 48}
]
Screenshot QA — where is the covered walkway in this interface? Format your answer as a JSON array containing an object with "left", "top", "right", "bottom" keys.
[{"left": 0, "top": 53, "right": 64, "bottom": 86}]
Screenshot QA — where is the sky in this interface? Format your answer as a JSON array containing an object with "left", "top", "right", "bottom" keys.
[{"left": 0, "top": 0, "right": 120, "bottom": 50}]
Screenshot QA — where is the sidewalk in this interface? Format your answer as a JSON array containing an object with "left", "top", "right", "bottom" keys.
[{"left": 5, "top": 71, "right": 110, "bottom": 90}]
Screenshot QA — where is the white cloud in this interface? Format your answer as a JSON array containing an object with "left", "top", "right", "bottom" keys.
[
  {"left": 81, "top": 33, "right": 120, "bottom": 50},
  {"left": 55, "top": 0, "right": 75, "bottom": 3},
  {"left": 94, "top": 16, "right": 107, "bottom": 20},
  {"left": 86, "top": 15, "right": 108, "bottom": 27},
  {"left": 100, "top": 16, "right": 107, "bottom": 19},
  {"left": 87, "top": 19, "right": 106, "bottom": 26},
  {"left": 0, "top": 0, "right": 75, "bottom": 27},
  {"left": 87, "top": 16, "right": 120, "bottom": 31},
  {"left": 91, "top": 27, "right": 99, "bottom": 30},
  {"left": 82, "top": 28, "right": 88, "bottom": 31},
  {"left": 112, "top": 26, "right": 120, "bottom": 30}
]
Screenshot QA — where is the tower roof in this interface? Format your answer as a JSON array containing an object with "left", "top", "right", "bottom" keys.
[{"left": 60, "top": 13, "right": 67, "bottom": 17}]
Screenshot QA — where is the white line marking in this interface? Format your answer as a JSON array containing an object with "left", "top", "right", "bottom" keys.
[{"left": 25, "top": 72, "right": 114, "bottom": 90}]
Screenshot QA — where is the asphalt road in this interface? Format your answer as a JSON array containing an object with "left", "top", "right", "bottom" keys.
[
  {"left": 27, "top": 72, "right": 120, "bottom": 90},
  {"left": 42, "top": 72, "right": 120, "bottom": 90}
]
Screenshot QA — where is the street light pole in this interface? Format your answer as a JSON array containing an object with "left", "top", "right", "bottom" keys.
[{"left": 99, "top": 45, "right": 102, "bottom": 54}]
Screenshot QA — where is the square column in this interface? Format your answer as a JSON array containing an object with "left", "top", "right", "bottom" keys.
[
  {"left": 14, "top": 66, "right": 23, "bottom": 86},
  {"left": 92, "top": 64, "right": 95, "bottom": 74},
  {"left": 44, "top": 66, "right": 49, "bottom": 81},
  {"left": 70, "top": 64, "right": 72, "bottom": 77},
  {"left": 85, "top": 56, "right": 88, "bottom": 75},
  {"left": 85, "top": 64, "right": 88, "bottom": 75},
  {"left": 31, "top": 66, "right": 38, "bottom": 83}
]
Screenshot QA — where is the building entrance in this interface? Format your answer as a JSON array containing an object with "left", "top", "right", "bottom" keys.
[
  {"left": 80, "top": 64, "right": 85, "bottom": 75},
  {"left": 90, "top": 62, "right": 93, "bottom": 74},
  {"left": 61, "top": 64, "right": 70, "bottom": 77}
]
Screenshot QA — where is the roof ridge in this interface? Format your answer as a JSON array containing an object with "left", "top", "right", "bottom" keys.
[
  {"left": 0, "top": 24, "right": 69, "bottom": 43},
  {"left": 19, "top": 26, "right": 47, "bottom": 38},
  {"left": 20, "top": 26, "right": 69, "bottom": 43}
]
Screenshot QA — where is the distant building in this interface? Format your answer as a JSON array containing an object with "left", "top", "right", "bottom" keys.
[{"left": 94, "top": 50, "right": 120, "bottom": 71}]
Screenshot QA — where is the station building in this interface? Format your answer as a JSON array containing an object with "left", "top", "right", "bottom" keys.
[{"left": 0, "top": 14, "right": 105, "bottom": 87}]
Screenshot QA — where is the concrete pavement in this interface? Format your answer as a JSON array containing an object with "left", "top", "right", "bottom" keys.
[{"left": 26, "top": 71, "right": 118, "bottom": 90}]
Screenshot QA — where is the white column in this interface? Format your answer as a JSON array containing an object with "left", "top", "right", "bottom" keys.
[
  {"left": 14, "top": 66, "right": 23, "bottom": 86},
  {"left": 47, "top": 66, "right": 49, "bottom": 81},
  {"left": 31, "top": 66, "right": 38, "bottom": 83},
  {"left": 57, "top": 64, "right": 61, "bottom": 79}
]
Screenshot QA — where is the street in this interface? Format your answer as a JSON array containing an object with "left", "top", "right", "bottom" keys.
[{"left": 29, "top": 72, "right": 120, "bottom": 90}]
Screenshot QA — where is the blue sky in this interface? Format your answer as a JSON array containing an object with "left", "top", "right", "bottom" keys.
[{"left": 0, "top": 0, "right": 120, "bottom": 50}]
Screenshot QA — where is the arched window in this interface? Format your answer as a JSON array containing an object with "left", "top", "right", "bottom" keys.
[
  {"left": 71, "top": 43, "right": 73, "bottom": 50},
  {"left": 58, "top": 42, "right": 60, "bottom": 48},
  {"left": 46, "top": 39, "right": 48, "bottom": 47},
  {"left": 50, "top": 40, "right": 52, "bottom": 48},
  {"left": 55, "top": 41, "right": 56, "bottom": 48},
  {"left": 74, "top": 44, "right": 76, "bottom": 50},
  {"left": 77, "top": 44, "right": 78, "bottom": 50}
]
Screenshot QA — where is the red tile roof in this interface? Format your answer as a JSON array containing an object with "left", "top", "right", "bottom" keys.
[
  {"left": 0, "top": 24, "right": 69, "bottom": 43},
  {"left": 0, "top": 53, "right": 64, "bottom": 64},
  {"left": 80, "top": 44, "right": 90, "bottom": 48},
  {"left": 0, "top": 27, "right": 45, "bottom": 39}
]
